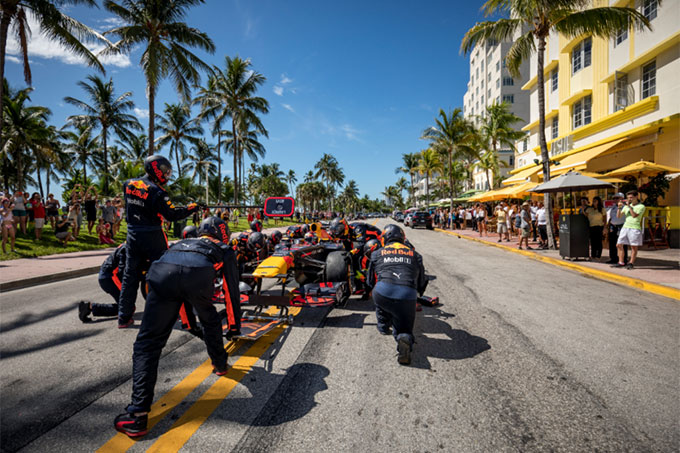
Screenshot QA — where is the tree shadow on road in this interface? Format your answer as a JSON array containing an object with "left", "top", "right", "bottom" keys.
[
  {"left": 0, "top": 304, "right": 78, "bottom": 333},
  {"left": 410, "top": 306, "right": 490, "bottom": 370}
]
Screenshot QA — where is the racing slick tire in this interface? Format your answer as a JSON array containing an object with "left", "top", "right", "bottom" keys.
[{"left": 324, "top": 251, "right": 350, "bottom": 283}]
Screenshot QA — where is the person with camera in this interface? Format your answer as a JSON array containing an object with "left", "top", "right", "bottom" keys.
[
  {"left": 117, "top": 155, "right": 201, "bottom": 329},
  {"left": 113, "top": 216, "right": 240, "bottom": 438},
  {"left": 612, "top": 190, "right": 645, "bottom": 270},
  {"left": 55, "top": 214, "right": 76, "bottom": 246}
]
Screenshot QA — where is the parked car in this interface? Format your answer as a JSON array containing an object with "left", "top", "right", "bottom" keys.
[
  {"left": 410, "top": 211, "right": 433, "bottom": 230},
  {"left": 394, "top": 212, "right": 404, "bottom": 223},
  {"left": 403, "top": 213, "right": 413, "bottom": 227}
]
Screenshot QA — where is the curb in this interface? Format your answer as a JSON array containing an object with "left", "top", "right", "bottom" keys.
[
  {"left": 434, "top": 228, "right": 680, "bottom": 301},
  {"left": 0, "top": 266, "right": 101, "bottom": 293}
]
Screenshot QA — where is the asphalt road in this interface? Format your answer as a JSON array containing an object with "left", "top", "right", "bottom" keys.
[{"left": 1, "top": 218, "right": 678, "bottom": 452}]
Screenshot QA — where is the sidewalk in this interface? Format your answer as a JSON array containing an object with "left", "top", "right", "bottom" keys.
[
  {"left": 0, "top": 225, "right": 290, "bottom": 292},
  {"left": 435, "top": 226, "right": 680, "bottom": 298}
]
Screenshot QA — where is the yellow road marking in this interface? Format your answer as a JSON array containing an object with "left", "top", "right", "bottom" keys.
[
  {"left": 435, "top": 228, "right": 680, "bottom": 301},
  {"left": 96, "top": 307, "right": 284, "bottom": 452},
  {"left": 147, "top": 306, "right": 301, "bottom": 452}
]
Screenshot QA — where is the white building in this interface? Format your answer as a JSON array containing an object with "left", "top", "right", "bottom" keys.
[{"left": 463, "top": 30, "right": 531, "bottom": 191}]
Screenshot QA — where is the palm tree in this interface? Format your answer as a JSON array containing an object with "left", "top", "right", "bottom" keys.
[
  {"left": 64, "top": 75, "right": 141, "bottom": 193},
  {"left": 155, "top": 103, "right": 202, "bottom": 179},
  {"left": 116, "top": 133, "right": 147, "bottom": 166},
  {"left": 462, "top": 0, "right": 651, "bottom": 249},
  {"left": 381, "top": 185, "right": 400, "bottom": 208},
  {"left": 341, "top": 179, "right": 360, "bottom": 212},
  {"left": 303, "top": 170, "right": 315, "bottom": 183},
  {"left": 62, "top": 124, "right": 99, "bottom": 185},
  {"left": 479, "top": 102, "right": 525, "bottom": 189},
  {"left": 417, "top": 149, "right": 442, "bottom": 209},
  {"left": 220, "top": 120, "right": 266, "bottom": 201},
  {"left": 193, "top": 56, "right": 269, "bottom": 203},
  {"left": 0, "top": 0, "right": 105, "bottom": 142},
  {"left": 186, "top": 139, "right": 217, "bottom": 185},
  {"left": 286, "top": 169, "right": 297, "bottom": 197},
  {"left": 395, "top": 176, "right": 409, "bottom": 202},
  {"left": 421, "top": 108, "right": 474, "bottom": 211},
  {"left": 103, "top": 0, "right": 215, "bottom": 155},
  {"left": 314, "top": 153, "right": 345, "bottom": 212},
  {"left": 1, "top": 84, "right": 50, "bottom": 190},
  {"left": 395, "top": 152, "right": 421, "bottom": 207}
]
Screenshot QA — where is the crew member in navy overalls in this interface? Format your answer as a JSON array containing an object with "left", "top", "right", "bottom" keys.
[
  {"left": 117, "top": 155, "right": 199, "bottom": 328},
  {"left": 114, "top": 216, "right": 241, "bottom": 438},
  {"left": 367, "top": 224, "right": 427, "bottom": 365}
]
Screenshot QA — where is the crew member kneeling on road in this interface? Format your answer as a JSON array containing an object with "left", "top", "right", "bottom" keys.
[
  {"left": 117, "top": 155, "right": 200, "bottom": 329},
  {"left": 114, "top": 216, "right": 241, "bottom": 438},
  {"left": 367, "top": 224, "right": 426, "bottom": 365}
]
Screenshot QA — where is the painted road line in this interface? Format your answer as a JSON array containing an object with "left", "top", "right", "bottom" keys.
[
  {"left": 435, "top": 228, "right": 680, "bottom": 301},
  {"left": 146, "top": 307, "right": 302, "bottom": 453},
  {"left": 96, "top": 341, "right": 242, "bottom": 453}
]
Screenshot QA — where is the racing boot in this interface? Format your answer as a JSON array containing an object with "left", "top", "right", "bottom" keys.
[
  {"left": 114, "top": 412, "right": 148, "bottom": 438},
  {"left": 213, "top": 363, "right": 229, "bottom": 376},
  {"left": 78, "top": 301, "right": 92, "bottom": 323},
  {"left": 396, "top": 334, "right": 412, "bottom": 366}
]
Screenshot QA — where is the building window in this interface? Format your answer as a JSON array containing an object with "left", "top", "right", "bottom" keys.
[
  {"left": 502, "top": 59, "right": 506, "bottom": 68},
  {"left": 496, "top": 78, "right": 500, "bottom": 88},
  {"left": 502, "top": 76, "right": 514, "bottom": 86},
  {"left": 642, "top": 61, "right": 656, "bottom": 99},
  {"left": 522, "top": 139, "right": 528, "bottom": 152},
  {"left": 571, "top": 37, "right": 592, "bottom": 74},
  {"left": 573, "top": 95, "right": 592, "bottom": 129},
  {"left": 487, "top": 73, "right": 491, "bottom": 82},
  {"left": 642, "top": 0, "right": 658, "bottom": 21},
  {"left": 551, "top": 117, "right": 559, "bottom": 140},
  {"left": 496, "top": 61, "right": 500, "bottom": 71},
  {"left": 509, "top": 155, "right": 515, "bottom": 166},
  {"left": 487, "top": 88, "right": 491, "bottom": 98},
  {"left": 614, "top": 72, "right": 628, "bottom": 111},
  {"left": 476, "top": 67, "right": 479, "bottom": 78},
  {"left": 614, "top": 27, "right": 628, "bottom": 47},
  {"left": 551, "top": 69, "right": 558, "bottom": 92},
  {"left": 502, "top": 94, "right": 514, "bottom": 104},
  {"left": 496, "top": 96, "right": 500, "bottom": 103},
  {"left": 481, "top": 60, "right": 484, "bottom": 69}
]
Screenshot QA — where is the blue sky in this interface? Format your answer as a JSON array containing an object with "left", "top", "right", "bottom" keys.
[{"left": 5, "top": 0, "right": 490, "bottom": 200}]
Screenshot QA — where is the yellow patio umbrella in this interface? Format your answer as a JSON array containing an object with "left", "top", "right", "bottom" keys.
[
  {"left": 604, "top": 160, "right": 680, "bottom": 178},
  {"left": 577, "top": 171, "right": 627, "bottom": 184}
]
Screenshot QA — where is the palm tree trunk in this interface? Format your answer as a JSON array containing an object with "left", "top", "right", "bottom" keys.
[
  {"left": 36, "top": 163, "right": 44, "bottom": 198},
  {"left": 0, "top": 10, "right": 14, "bottom": 150},
  {"left": 82, "top": 152, "right": 87, "bottom": 183},
  {"left": 232, "top": 121, "right": 238, "bottom": 204},
  {"left": 102, "top": 128, "right": 108, "bottom": 193},
  {"left": 216, "top": 130, "right": 221, "bottom": 203},
  {"left": 425, "top": 172, "right": 430, "bottom": 208},
  {"left": 173, "top": 140, "right": 181, "bottom": 179},
  {"left": 537, "top": 35, "right": 556, "bottom": 249},
  {"left": 491, "top": 139, "right": 498, "bottom": 190},
  {"left": 148, "top": 86, "right": 156, "bottom": 156},
  {"left": 486, "top": 169, "right": 492, "bottom": 191},
  {"left": 46, "top": 166, "right": 50, "bottom": 196},
  {"left": 448, "top": 150, "right": 454, "bottom": 211},
  {"left": 409, "top": 172, "right": 414, "bottom": 207}
]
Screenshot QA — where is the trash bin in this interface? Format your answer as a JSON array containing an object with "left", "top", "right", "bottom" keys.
[
  {"left": 173, "top": 220, "right": 187, "bottom": 239},
  {"left": 559, "top": 213, "right": 589, "bottom": 259}
]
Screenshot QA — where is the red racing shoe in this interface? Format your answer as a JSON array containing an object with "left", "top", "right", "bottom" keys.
[{"left": 114, "top": 412, "right": 148, "bottom": 438}]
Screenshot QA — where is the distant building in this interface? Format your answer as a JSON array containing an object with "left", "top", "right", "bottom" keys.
[{"left": 463, "top": 27, "right": 530, "bottom": 191}]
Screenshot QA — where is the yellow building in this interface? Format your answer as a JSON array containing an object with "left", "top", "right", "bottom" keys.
[{"left": 505, "top": 0, "right": 680, "bottom": 241}]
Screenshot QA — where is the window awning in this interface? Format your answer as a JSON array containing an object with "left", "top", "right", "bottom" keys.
[
  {"left": 548, "top": 138, "right": 627, "bottom": 176},
  {"left": 502, "top": 165, "right": 542, "bottom": 186}
]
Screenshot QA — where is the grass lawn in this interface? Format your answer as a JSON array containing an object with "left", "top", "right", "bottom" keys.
[{"left": 0, "top": 216, "right": 300, "bottom": 261}]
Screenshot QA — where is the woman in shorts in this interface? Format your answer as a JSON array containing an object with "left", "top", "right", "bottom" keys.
[
  {"left": 11, "top": 190, "right": 27, "bottom": 235},
  {"left": 45, "top": 194, "right": 60, "bottom": 229},
  {"left": 84, "top": 186, "right": 99, "bottom": 234},
  {"left": 1, "top": 198, "right": 16, "bottom": 253},
  {"left": 29, "top": 193, "right": 46, "bottom": 240}
]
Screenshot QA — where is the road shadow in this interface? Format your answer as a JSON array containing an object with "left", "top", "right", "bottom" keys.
[
  {"left": 0, "top": 304, "right": 77, "bottom": 333},
  {"left": 0, "top": 330, "right": 101, "bottom": 360},
  {"left": 410, "top": 306, "right": 490, "bottom": 370}
]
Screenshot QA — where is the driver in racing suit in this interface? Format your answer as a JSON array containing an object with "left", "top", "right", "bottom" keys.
[
  {"left": 113, "top": 216, "right": 240, "bottom": 438},
  {"left": 118, "top": 155, "right": 200, "bottom": 328},
  {"left": 367, "top": 224, "right": 427, "bottom": 365}
]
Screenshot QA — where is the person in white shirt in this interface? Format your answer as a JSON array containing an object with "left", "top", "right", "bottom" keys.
[
  {"left": 536, "top": 202, "right": 548, "bottom": 249},
  {"left": 530, "top": 201, "right": 538, "bottom": 242},
  {"left": 606, "top": 192, "right": 628, "bottom": 264}
]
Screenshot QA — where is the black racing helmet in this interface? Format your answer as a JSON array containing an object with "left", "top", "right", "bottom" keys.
[
  {"left": 250, "top": 220, "right": 262, "bottom": 233},
  {"left": 144, "top": 155, "right": 172, "bottom": 185},
  {"left": 182, "top": 225, "right": 198, "bottom": 239},
  {"left": 363, "top": 238, "right": 380, "bottom": 256},
  {"left": 329, "top": 217, "right": 349, "bottom": 238},
  {"left": 382, "top": 224, "right": 405, "bottom": 245},
  {"left": 248, "top": 231, "right": 265, "bottom": 251},
  {"left": 270, "top": 230, "right": 283, "bottom": 244},
  {"left": 197, "top": 216, "right": 231, "bottom": 243}
]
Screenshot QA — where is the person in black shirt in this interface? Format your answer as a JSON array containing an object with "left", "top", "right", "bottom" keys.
[
  {"left": 367, "top": 224, "right": 426, "bottom": 365},
  {"left": 113, "top": 216, "right": 240, "bottom": 438},
  {"left": 117, "top": 155, "right": 200, "bottom": 328}
]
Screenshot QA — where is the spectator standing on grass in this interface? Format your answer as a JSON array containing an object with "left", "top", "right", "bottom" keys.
[
  {"left": 495, "top": 203, "right": 509, "bottom": 242},
  {"left": 11, "top": 190, "right": 28, "bottom": 235},
  {"left": 29, "top": 193, "right": 46, "bottom": 240},
  {"left": 606, "top": 193, "right": 627, "bottom": 264},
  {"left": 67, "top": 204, "right": 81, "bottom": 238},
  {"left": 97, "top": 218, "right": 115, "bottom": 245},
  {"left": 536, "top": 202, "right": 548, "bottom": 249},
  {"left": 112, "top": 196, "right": 124, "bottom": 237},
  {"left": 84, "top": 186, "right": 99, "bottom": 234},
  {"left": 71, "top": 185, "right": 84, "bottom": 230},
  {"left": 1, "top": 198, "right": 16, "bottom": 253},
  {"left": 612, "top": 190, "right": 645, "bottom": 270},
  {"left": 585, "top": 196, "right": 605, "bottom": 260},
  {"left": 46, "top": 194, "right": 60, "bottom": 229},
  {"left": 102, "top": 199, "right": 117, "bottom": 232},
  {"left": 518, "top": 202, "right": 533, "bottom": 250}
]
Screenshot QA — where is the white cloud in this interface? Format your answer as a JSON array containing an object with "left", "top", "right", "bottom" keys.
[
  {"left": 6, "top": 55, "right": 22, "bottom": 64},
  {"left": 6, "top": 12, "right": 132, "bottom": 69},
  {"left": 280, "top": 74, "right": 293, "bottom": 85},
  {"left": 340, "top": 124, "right": 361, "bottom": 141},
  {"left": 133, "top": 107, "right": 149, "bottom": 119},
  {"left": 273, "top": 86, "right": 284, "bottom": 96},
  {"left": 282, "top": 103, "right": 295, "bottom": 113}
]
